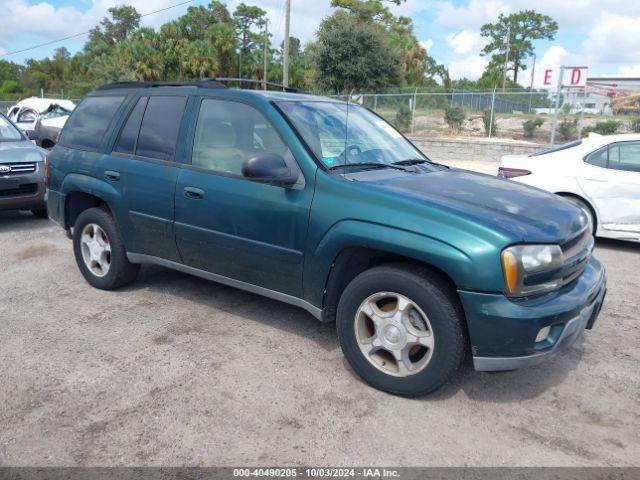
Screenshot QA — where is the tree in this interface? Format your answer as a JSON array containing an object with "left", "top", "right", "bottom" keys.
[
  {"left": 480, "top": 10, "right": 558, "bottom": 84},
  {"left": 310, "top": 11, "right": 402, "bottom": 92},
  {"left": 233, "top": 4, "right": 267, "bottom": 79},
  {"left": 89, "top": 5, "right": 141, "bottom": 47},
  {"left": 330, "top": 0, "right": 437, "bottom": 87},
  {"left": 118, "top": 28, "right": 163, "bottom": 81}
]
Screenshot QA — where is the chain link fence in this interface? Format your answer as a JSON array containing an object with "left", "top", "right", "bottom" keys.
[
  {"left": 333, "top": 88, "right": 640, "bottom": 145},
  {"left": 3, "top": 87, "right": 638, "bottom": 145}
]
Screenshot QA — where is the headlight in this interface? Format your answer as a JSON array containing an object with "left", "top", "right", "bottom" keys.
[{"left": 501, "top": 244, "right": 563, "bottom": 297}]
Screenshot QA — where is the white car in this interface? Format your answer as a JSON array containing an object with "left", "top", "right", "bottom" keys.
[
  {"left": 499, "top": 133, "right": 640, "bottom": 242},
  {"left": 6, "top": 97, "right": 75, "bottom": 136}
]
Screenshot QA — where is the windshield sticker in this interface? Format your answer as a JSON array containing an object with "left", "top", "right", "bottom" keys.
[{"left": 376, "top": 120, "right": 402, "bottom": 138}]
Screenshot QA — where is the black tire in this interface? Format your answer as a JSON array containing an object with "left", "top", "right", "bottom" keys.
[
  {"left": 336, "top": 263, "right": 467, "bottom": 397},
  {"left": 563, "top": 196, "right": 596, "bottom": 235},
  {"left": 73, "top": 207, "right": 139, "bottom": 290},
  {"left": 31, "top": 208, "right": 48, "bottom": 219}
]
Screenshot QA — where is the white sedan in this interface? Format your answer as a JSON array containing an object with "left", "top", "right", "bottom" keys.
[{"left": 499, "top": 133, "right": 640, "bottom": 242}]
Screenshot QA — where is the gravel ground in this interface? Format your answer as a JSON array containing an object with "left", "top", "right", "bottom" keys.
[{"left": 1, "top": 165, "right": 639, "bottom": 466}]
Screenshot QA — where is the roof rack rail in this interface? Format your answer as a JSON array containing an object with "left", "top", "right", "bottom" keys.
[
  {"left": 96, "top": 78, "right": 298, "bottom": 92},
  {"left": 97, "top": 80, "right": 227, "bottom": 91},
  {"left": 213, "top": 77, "right": 299, "bottom": 93}
]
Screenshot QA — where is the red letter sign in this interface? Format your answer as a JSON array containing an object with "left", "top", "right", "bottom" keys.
[
  {"left": 544, "top": 69, "right": 552, "bottom": 86},
  {"left": 570, "top": 68, "right": 581, "bottom": 86}
]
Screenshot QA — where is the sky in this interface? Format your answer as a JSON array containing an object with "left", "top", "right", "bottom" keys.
[{"left": 1, "top": 0, "right": 639, "bottom": 87}]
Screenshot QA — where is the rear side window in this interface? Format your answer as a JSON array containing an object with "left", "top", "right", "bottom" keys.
[
  {"left": 60, "top": 96, "right": 125, "bottom": 150},
  {"left": 114, "top": 96, "right": 148, "bottom": 154},
  {"left": 585, "top": 146, "right": 608, "bottom": 168},
  {"left": 135, "top": 96, "right": 187, "bottom": 161}
]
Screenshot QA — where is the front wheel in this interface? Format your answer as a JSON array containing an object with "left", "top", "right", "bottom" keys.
[
  {"left": 73, "top": 207, "right": 139, "bottom": 290},
  {"left": 31, "top": 208, "right": 48, "bottom": 219},
  {"left": 336, "top": 264, "right": 467, "bottom": 397}
]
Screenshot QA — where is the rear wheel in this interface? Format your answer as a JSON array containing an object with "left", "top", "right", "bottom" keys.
[
  {"left": 73, "top": 207, "right": 139, "bottom": 289},
  {"left": 336, "top": 264, "right": 466, "bottom": 397}
]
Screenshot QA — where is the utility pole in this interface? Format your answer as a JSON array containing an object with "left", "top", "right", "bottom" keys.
[
  {"left": 263, "top": 19, "right": 268, "bottom": 90},
  {"left": 501, "top": 23, "right": 511, "bottom": 92},
  {"left": 283, "top": 0, "right": 291, "bottom": 88}
]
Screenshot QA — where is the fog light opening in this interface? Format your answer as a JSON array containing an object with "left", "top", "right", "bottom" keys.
[{"left": 535, "top": 326, "right": 551, "bottom": 343}]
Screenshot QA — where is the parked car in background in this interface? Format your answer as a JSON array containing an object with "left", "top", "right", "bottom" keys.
[
  {"left": 6, "top": 97, "right": 75, "bottom": 141},
  {"left": 32, "top": 113, "right": 69, "bottom": 149},
  {"left": 46, "top": 81, "right": 606, "bottom": 396},
  {"left": 499, "top": 133, "right": 640, "bottom": 242},
  {"left": 0, "top": 112, "right": 48, "bottom": 218}
]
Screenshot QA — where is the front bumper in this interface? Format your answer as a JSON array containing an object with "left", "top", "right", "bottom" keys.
[
  {"left": 0, "top": 165, "right": 45, "bottom": 211},
  {"left": 459, "top": 256, "right": 606, "bottom": 371}
]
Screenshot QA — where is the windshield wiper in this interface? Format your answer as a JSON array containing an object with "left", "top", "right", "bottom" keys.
[
  {"left": 328, "top": 162, "right": 408, "bottom": 172},
  {"left": 393, "top": 158, "right": 449, "bottom": 169}
]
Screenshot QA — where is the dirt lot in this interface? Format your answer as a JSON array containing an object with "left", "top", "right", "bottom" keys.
[{"left": 1, "top": 163, "right": 639, "bottom": 466}]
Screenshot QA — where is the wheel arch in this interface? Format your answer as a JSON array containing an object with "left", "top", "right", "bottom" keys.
[
  {"left": 555, "top": 191, "right": 598, "bottom": 230},
  {"left": 321, "top": 246, "right": 462, "bottom": 324},
  {"left": 61, "top": 174, "right": 120, "bottom": 230}
]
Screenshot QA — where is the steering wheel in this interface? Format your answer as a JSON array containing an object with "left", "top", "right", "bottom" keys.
[{"left": 346, "top": 144, "right": 362, "bottom": 156}]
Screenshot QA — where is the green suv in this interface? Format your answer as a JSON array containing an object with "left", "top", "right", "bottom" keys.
[{"left": 46, "top": 80, "right": 606, "bottom": 396}]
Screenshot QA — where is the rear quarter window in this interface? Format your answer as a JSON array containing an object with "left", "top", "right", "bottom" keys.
[
  {"left": 59, "top": 96, "right": 125, "bottom": 150},
  {"left": 135, "top": 96, "right": 187, "bottom": 161}
]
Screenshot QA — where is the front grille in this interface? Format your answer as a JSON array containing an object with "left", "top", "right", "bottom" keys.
[
  {"left": 0, "top": 183, "right": 38, "bottom": 197},
  {"left": 0, "top": 162, "right": 37, "bottom": 176},
  {"left": 560, "top": 229, "right": 594, "bottom": 286}
]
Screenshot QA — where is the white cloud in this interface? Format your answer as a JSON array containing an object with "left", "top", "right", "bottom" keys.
[
  {"left": 448, "top": 55, "right": 488, "bottom": 80},
  {"left": 445, "top": 30, "right": 484, "bottom": 55},
  {"left": 419, "top": 39, "right": 434, "bottom": 53},
  {"left": 582, "top": 12, "right": 640, "bottom": 65},
  {"left": 441, "top": 30, "right": 488, "bottom": 80}
]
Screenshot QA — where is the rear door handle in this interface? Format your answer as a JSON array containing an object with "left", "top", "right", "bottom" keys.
[
  {"left": 183, "top": 186, "right": 205, "bottom": 199},
  {"left": 585, "top": 177, "right": 608, "bottom": 183},
  {"left": 104, "top": 170, "right": 120, "bottom": 182}
]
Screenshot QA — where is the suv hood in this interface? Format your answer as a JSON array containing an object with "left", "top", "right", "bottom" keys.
[
  {"left": 0, "top": 140, "right": 46, "bottom": 163},
  {"left": 370, "top": 169, "right": 587, "bottom": 243}
]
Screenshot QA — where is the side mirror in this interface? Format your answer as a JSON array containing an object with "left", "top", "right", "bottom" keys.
[{"left": 242, "top": 153, "right": 298, "bottom": 186}]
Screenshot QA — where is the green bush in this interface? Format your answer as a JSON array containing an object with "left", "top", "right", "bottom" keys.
[
  {"left": 630, "top": 118, "right": 640, "bottom": 133},
  {"left": 444, "top": 106, "right": 465, "bottom": 132},
  {"left": 558, "top": 118, "right": 578, "bottom": 141},
  {"left": 582, "top": 120, "right": 621, "bottom": 136},
  {"left": 0, "top": 80, "right": 22, "bottom": 94},
  {"left": 523, "top": 118, "right": 544, "bottom": 138},
  {"left": 394, "top": 102, "right": 412, "bottom": 132},
  {"left": 482, "top": 108, "right": 496, "bottom": 136}
]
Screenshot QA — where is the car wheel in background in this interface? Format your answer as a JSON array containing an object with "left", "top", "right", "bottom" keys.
[
  {"left": 72, "top": 207, "right": 139, "bottom": 290},
  {"left": 31, "top": 209, "right": 48, "bottom": 219},
  {"left": 563, "top": 196, "right": 596, "bottom": 235},
  {"left": 336, "top": 263, "right": 467, "bottom": 397}
]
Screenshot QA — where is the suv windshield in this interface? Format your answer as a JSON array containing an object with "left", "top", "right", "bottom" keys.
[
  {"left": 277, "top": 101, "right": 427, "bottom": 169},
  {"left": 0, "top": 114, "right": 23, "bottom": 142}
]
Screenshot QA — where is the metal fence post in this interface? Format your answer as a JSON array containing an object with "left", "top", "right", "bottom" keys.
[
  {"left": 578, "top": 86, "right": 587, "bottom": 138},
  {"left": 488, "top": 87, "right": 496, "bottom": 138},
  {"left": 411, "top": 88, "right": 418, "bottom": 134},
  {"left": 549, "top": 65, "right": 565, "bottom": 146}
]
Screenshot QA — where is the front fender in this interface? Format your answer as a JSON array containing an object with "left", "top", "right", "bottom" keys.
[{"left": 304, "top": 219, "right": 501, "bottom": 307}]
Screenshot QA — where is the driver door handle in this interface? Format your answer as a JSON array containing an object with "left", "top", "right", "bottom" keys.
[
  {"left": 183, "top": 186, "right": 205, "bottom": 199},
  {"left": 104, "top": 170, "right": 120, "bottom": 182}
]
